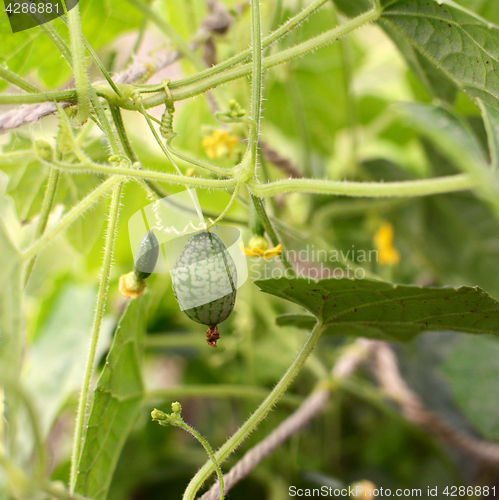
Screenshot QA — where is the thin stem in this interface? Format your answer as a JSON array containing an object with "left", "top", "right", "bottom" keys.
[
  {"left": 55, "top": 102, "right": 94, "bottom": 165},
  {"left": 48, "top": 158, "right": 237, "bottom": 189},
  {"left": 250, "top": 195, "right": 295, "bottom": 274},
  {"left": 89, "top": 91, "right": 121, "bottom": 155},
  {"left": 39, "top": 22, "right": 73, "bottom": 66},
  {"left": 109, "top": 106, "right": 139, "bottom": 163},
  {"left": 0, "top": 89, "right": 77, "bottom": 104},
  {"left": 64, "top": 0, "right": 91, "bottom": 123},
  {"left": 59, "top": 14, "right": 124, "bottom": 99},
  {"left": 137, "top": 180, "right": 246, "bottom": 224},
  {"left": 183, "top": 322, "right": 325, "bottom": 500},
  {"left": 21, "top": 176, "right": 122, "bottom": 262},
  {"left": 249, "top": 0, "right": 263, "bottom": 162},
  {"left": 158, "top": 8, "right": 381, "bottom": 103},
  {"left": 0, "top": 5, "right": 377, "bottom": 108},
  {"left": 82, "top": 34, "right": 123, "bottom": 99},
  {"left": 0, "top": 66, "right": 41, "bottom": 93},
  {"left": 68, "top": 47, "right": 128, "bottom": 492},
  {"left": 248, "top": 174, "right": 475, "bottom": 198},
  {"left": 136, "top": 106, "right": 206, "bottom": 236},
  {"left": 178, "top": 423, "right": 225, "bottom": 500},
  {"left": 138, "top": 105, "right": 185, "bottom": 176},
  {"left": 166, "top": 140, "right": 232, "bottom": 176},
  {"left": 69, "top": 182, "right": 124, "bottom": 492},
  {"left": 23, "top": 168, "right": 60, "bottom": 289},
  {"left": 210, "top": 184, "right": 242, "bottom": 226}
]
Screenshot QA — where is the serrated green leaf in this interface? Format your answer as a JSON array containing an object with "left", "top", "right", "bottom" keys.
[
  {"left": 74, "top": 298, "right": 147, "bottom": 500},
  {"left": 381, "top": 20, "right": 458, "bottom": 103},
  {"left": 275, "top": 313, "right": 317, "bottom": 330},
  {"left": 442, "top": 335, "right": 499, "bottom": 440},
  {"left": 255, "top": 277, "right": 499, "bottom": 341},
  {"left": 380, "top": 0, "right": 499, "bottom": 109}
]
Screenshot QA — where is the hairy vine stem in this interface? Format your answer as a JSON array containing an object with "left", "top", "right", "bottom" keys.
[
  {"left": 69, "top": 182, "right": 124, "bottom": 492},
  {"left": 0, "top": 7, "right": 380, "bottom": 108},
  {"left": 248, "top": 174, "right": 474, "bottom": 198},
  {"left": 183, "top": 322, "right": 325, "bottom": 500},
  {"left": 63, "top": 0, "right": 90, "bottom": 124},
  {"left": 199, "top": 339, "right": 371, "bottom": 500}
]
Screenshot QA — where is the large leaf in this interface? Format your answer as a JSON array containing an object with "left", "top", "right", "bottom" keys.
[
  {"left": 442, "top": 334, "right": 499, "bottom": 440},
  {"left": 381, "top": 20, "right": 458, "bottom": 103},
  {"left": 380, "top": 0, "right": 499, "bottom": 109},
  {"left": 74, "top": 298, "right": 147, "bottom": 500},
  {"left": 23, "top": 284, "right": 112, "bottom": 438},
  {"left": 255, "top": 277, "right": 499, "bottom": 341}
]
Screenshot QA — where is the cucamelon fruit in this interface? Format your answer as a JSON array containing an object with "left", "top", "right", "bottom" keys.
[
  {"left": 171, "top": 231, "right": 237, "bottom": 347},
  {"left": 134, "top": 231, "right": 160, "bottom": 280}
]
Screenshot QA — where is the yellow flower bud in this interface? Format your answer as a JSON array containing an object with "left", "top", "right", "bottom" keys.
[{"left": 374, "top": 222, "right": 400, "bottom": 266}]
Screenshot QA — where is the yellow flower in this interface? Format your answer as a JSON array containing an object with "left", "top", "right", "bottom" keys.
[
  {"left": 201, "top": 129, "right": 238, "bottom": 159},
  {"left": 374, "top": 222, "right": 400, "bottom": 266},
  {"left": 240, "top": 241, "right": 283, "bottom": 259}
]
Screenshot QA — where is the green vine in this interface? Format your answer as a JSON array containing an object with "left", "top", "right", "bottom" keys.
[
  {"left": 152, "top": 403, "right": 225, "bottom": 500},
  {"left": 69, "top": 182, "right": 124, "bottom": 492},
  {"left": 2, "top": 0, "right": 494, "bottom": 498},
  {"left": 183, "top": 322, "right": 325, "bottom": 499}
]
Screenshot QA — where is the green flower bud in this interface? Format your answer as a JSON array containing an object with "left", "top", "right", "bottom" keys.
[
  {"left": 34, "top": 140, "right": 54, "bottom": 162},
  {"left": 151, "top": 408, "right": 167, "bottom": 421},
  {"left": 171, "top": 401, "right": 182, "bottom": 417},
  {"left": 249, "top": 236, "right": 269, "bottom": 252}
]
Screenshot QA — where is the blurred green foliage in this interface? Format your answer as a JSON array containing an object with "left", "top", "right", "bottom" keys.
[{"left": 2, "top": 0, "right": 499, "bottom": 499}]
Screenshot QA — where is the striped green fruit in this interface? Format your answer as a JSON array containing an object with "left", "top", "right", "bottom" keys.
[
  {"left": 134, "top": 231, "right": 160, "bottom": 280},
  {"left": 171, "top": 231, "right": 237, "bottom": 347}
]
